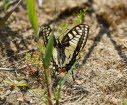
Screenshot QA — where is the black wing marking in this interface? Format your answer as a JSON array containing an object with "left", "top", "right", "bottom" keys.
[{"left": 39, "top": 25, "right": 52, "bottom": 46}]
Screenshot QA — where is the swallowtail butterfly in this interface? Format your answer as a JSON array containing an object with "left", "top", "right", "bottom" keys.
[{"left": 39, "top": 24, "right": 89, "bottom": 72}]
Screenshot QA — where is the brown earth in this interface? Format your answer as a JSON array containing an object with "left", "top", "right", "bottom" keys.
[{"left": 0, "top": 0, "right": 127, "bottom": 105}]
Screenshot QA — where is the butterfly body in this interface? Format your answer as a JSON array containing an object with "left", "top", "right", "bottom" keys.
[{"left": 40, "top": 24, "right": 89, "bottom": 72}]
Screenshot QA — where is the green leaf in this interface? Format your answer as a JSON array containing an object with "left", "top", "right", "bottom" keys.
[
  {"left": 43, "top": 32, "right": 54, "bottom": 68},
  {"left": 73, "top": 20, "right": 80, "bottom": 25},
  {"left": 27, "top": 0, "right": 39, "bottom": 36},
  {"left": 73, "top": 8, "right": 88, "bottom": 25},
  {"left": 17, "top": 80, "right": 28, "bottom": 87},
  {"left": 3, "top": 0, "right": 13, "bottom": 12},
  {"left": 26, "top": 53, "right": 31, "bottom": 61},
  {"left": 13, "top": 80, "right": 19, "bottom": 84},
  {"left": 3, "top": 80, "right": 12, "bottom": 85}
]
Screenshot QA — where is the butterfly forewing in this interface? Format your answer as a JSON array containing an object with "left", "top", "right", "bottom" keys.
[
  {"left": 62, "top": 24, "right": 89, "bottom": 48},
  {"left": 39, "top": 25, "right": 52, "bottom": 46}
]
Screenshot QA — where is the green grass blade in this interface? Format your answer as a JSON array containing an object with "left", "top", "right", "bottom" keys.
[
  {"left": 60, "top": 62, "right": 76, "bottom": 86},
  {"left": 27, "top": 0, "right": 39, "bottom": 36},
  {"left": 43, "top": 32, "right": 54, "bottom": 68},
  {"left": 55, "top": 62, "right": 76, "bottom": 100}
]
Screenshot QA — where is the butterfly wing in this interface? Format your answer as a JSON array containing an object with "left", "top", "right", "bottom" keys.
[
  {"left": 53, "top": 24, "right": 89, "bottom": 72},
  {"left": 39, "top": 25, "right": 52, "bottom": 46},
  {"left": 39, "top": 25, "right": 59, "bottom": 71},
  {"left": 62, "top": 24, "right": 89, "bottom": 49}
]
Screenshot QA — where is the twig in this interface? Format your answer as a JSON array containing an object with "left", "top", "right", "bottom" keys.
[
  {"left": 75, "top": 94, "right": 86, "bottom": 102},
  {"left": 0, "top": 0, "right": 23, "bottom": 28},
  {"left": 9, "top": 0, "right": 23, "bottom": 13},
  {"left": 0, "top": 64, "right": 31, "bottom": 71},
  {"left": 7, "top": 56, "right": 26, "bottom": 67}
]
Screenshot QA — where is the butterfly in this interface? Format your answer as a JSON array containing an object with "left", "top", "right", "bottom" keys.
[{"left": 39, "top": 24, "right": 89, "bottom": 72}]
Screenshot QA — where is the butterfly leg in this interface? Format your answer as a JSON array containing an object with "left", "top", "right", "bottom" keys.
[{"left": 72, "top": 70, "right": 75, "bottom": 81}]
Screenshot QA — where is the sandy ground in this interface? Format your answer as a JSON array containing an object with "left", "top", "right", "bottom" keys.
[{"left": 0, "top": 0, "right": 127, "bottom": 105}]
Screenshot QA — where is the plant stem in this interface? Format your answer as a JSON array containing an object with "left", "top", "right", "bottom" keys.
[{"left": 44, "top": 68, "right": 53, "bottom": 105}]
